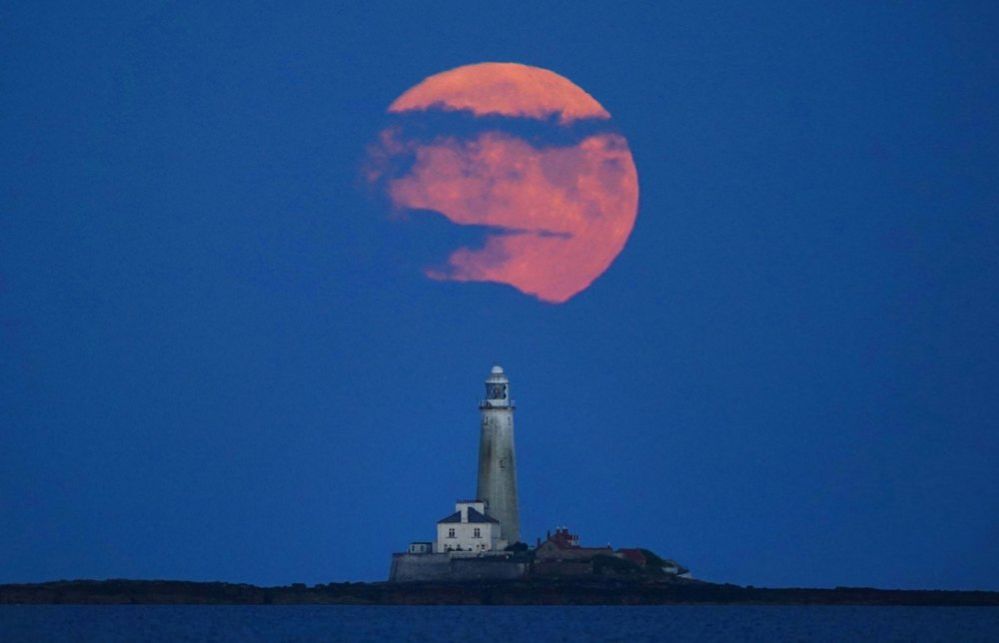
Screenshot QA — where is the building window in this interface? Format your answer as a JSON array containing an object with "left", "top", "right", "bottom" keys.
[
  {"left": 448, "top": 528, "right": 455, "bottom": 538},
  {"left": 473, "top": 528, "right": 481, "bottom": 538}
]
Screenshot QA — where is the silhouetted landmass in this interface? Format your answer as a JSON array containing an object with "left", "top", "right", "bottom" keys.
[{"left": 2, "top": 579, "right": 998, "bottom": 606}]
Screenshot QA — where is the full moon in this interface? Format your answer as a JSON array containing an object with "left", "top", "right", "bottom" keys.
[{"left": 365, "top": 62, "right": 639, "bottom": 303}]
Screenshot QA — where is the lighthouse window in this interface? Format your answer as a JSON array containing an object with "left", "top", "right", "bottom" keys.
[
  {"left": 447, "top": 528, "right": 455, "bottom": 538},
  {"left": 473, "top": 528, "right": 481, "bottom": 538}
]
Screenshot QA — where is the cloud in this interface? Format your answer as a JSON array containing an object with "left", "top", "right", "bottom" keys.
[{"left": 384, "top": 131, "right": 638, "bottom": 303}]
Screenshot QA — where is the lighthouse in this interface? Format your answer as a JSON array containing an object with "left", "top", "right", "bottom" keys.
[{"left": 476, "top": 365, "right": 521, "bottom": 544}]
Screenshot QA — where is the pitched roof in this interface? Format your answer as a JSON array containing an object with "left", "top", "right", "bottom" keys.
[
  {"left": 437, "top": 506, "right": 500, "bottom": 524},
  {"left": 617, "top": 548, "right": 648, "bottom": 565}
]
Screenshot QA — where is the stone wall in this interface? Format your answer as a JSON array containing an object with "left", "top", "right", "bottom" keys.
[{"left": 389, "top": 554, "right": 527, "bottom": 582}]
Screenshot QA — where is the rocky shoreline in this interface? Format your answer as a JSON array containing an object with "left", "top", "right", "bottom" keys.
[{"left": 3, "top": 579, "right": 998, "bottom": 606}]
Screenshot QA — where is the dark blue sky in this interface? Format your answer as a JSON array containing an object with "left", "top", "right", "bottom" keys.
[{"left": 2, "top": 2, "right": 997, "bottom": 589}]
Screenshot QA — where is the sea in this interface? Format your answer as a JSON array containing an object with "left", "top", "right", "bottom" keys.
[{"left": 1, "top": 605, "right": 998, "bottom": 642}]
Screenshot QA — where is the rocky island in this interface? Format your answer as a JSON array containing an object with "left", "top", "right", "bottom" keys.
[{"left": 3, "top": 578, "right": 997, "bottom": 606}]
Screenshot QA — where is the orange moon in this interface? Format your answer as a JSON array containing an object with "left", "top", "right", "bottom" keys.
[{"left": 367, "top": 62, "right": 639, "bottom": 303}]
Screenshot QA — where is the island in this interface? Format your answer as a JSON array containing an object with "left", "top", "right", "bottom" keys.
[{"left": 3, "top": 578, "right": 998, "bottom": 606}]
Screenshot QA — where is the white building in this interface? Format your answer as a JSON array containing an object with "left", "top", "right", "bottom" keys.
[
  {"left": 407, "top": 542, "right": 432, "bottom": 554},
  {"left": 434, "top": 500, "right": 506, "bottom": 555}
]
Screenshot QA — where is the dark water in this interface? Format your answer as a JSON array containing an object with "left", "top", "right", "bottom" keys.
[{"left": 2, "top": 605, "right": 997, "bottom": 642}]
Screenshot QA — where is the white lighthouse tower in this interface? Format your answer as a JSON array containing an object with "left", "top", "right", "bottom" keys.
[{"left": 476, "top": 365, "right": 520, "bottom": 545}]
